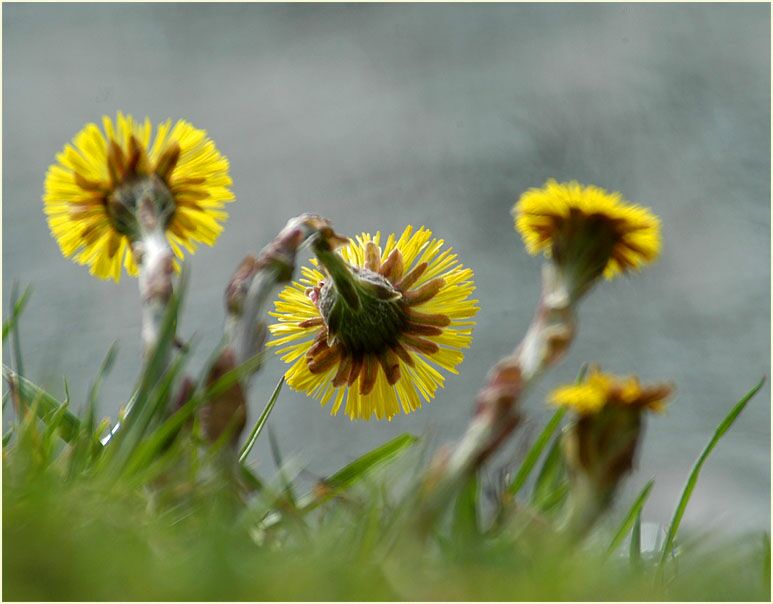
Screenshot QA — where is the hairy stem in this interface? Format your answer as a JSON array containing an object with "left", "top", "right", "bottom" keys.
[
  {"left": 201, "top": 215, "right": 345, "bottom": 447},
  {"left": 419, "top": 262, "right": 577, "bottom": 523},
  {"left": 134, "top": 196, "right": 175, "bottom": 360}
]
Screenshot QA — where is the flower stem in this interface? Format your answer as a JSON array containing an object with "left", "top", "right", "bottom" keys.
[
  {"left": 134, "top": 195, "right": 175, "bottom": 362},
  {"left": 418, "top": 261, "right": 577, "bottom": 525},
  {"left": 201, "top": 215, "right": 342, "bottom": 447}
]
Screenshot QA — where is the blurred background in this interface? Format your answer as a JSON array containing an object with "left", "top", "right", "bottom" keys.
[{"left": 3, "top": 3, "right": 769, "bottom": 532}]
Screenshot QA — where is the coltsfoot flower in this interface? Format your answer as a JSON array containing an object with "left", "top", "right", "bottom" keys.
[
  {"left": 44, "top": 112, "right": 233, "bottom": 281},
  {"left": 513, "top": 180, "right": 661, "bottom": 298},
  {"left": 552, "top": 366, "right": 673, "bottom": 507},
  {"left": 269, "top": 226, "right": 479, "bottom": 421},
  {"left": 550, "top": 366, "right": 672, "bottom": 415}
]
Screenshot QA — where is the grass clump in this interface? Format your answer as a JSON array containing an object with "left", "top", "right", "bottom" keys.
[{"left": 2, "top": 291, "right": 768, "bottom": 600}]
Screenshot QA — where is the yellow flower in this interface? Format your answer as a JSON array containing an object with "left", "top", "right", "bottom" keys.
[
  {"left": 269, "top": 226, "right": 479, "bottom": 421},
  {"left": 549, "top": 366, "right": 672, "bottom": 415},
  {"left": 44, "top": 112, "right": 234, "bottom": 281},
  {"left": 513, "top": 180, "right": 661, "bottom": 282}
]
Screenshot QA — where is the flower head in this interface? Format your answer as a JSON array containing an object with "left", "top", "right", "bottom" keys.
[
  {"left": 44, "top": 112, "right": 233, "bottom": 281},
  {"left": 513, "top": 180, "right": 660, "bottom": 298},
  {"left": 269, "top": 226, "right": 478, "bottom": 421},
  {"left": 550, "top": 366, "right": 672, "bottom": 415},
  {"left": 553, "top": 366, "right": 673, "bottom": 508}
]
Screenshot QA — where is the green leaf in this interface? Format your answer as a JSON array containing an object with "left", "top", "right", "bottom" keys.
[
  {"left": 86, "top": 342, "right": 118, "bottom": 414},
  {"left": 607, "top": 478, "right": 654, "bottom": 555},
  {"left": 123, "top": 269, "right": 189, "bottom": 428},
  {"left": 509, "top": 408, "right": 566, "bottom": 497},
  {"left": 2, "top": 366, "right": 81, "bottom": 443},
  {"left": 119, "top": 379, "right": 203, "bottom": 478},
  {"left": 630, "top": 510, "right": 642, "bottom": 564},
  {"left": 122, "top": 347, "right": 272, "bottom": 478},
  {"left": 239, "top": 376, "right": 284, "bottom": 464},
  {"left": 287, "top": 433, "right": 419, "bottom": 517},
  {"left": 100, "top": 273, "right": 190, "bottom": 474},
  {"left": 5, "top": 283, "right": 31, "bottom": 381},
  {"left": 659, "top": 376, "right": 765, "bottom": 565},
  {"left": 239, "top": 464, "right": 265, "bottom": 493},
  {"left": 326, "top": 433, "right": 418, "bottom": 491},
  {"left": 268, "top": 426, "right": 297, "bottom": 507},
  {"left": 42, "top": 401, "right": 72, "bottom": 443},
  {"left": 452, "top": 473, "right": 480, "bottom": 540},
  {"left": 102, "top": 348, "right": 190, "bottom": 477},
  {"left": 530, "top": 430, "right": 568, "bottom": 513},
  {"left": 509, "top": 364, "right": 586, "bottom": 498},
  {"left": 2, "top": 283, "right": 31, "bottom": 342}
]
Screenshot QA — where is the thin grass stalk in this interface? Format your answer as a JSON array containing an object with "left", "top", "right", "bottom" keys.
[{"left": 658, "top": 376, "right": 765, "bottom": 566}]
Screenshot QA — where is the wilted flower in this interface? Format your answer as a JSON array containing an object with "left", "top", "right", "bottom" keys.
[
  {"left": 513, "top": 180, "right": 661, "bottom": 299},
  {"left": 44, "top": 112, "right": 233, "bottom": 281},
  {"left": 269, "top": 226, "right": 478, "bottom": 421}
]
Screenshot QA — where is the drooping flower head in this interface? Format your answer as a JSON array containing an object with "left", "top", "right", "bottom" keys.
[
  {"left": 269, "top": 226, "right": 479, "bottom": 421},
  {"left": 550, "top": 366, "right": 672, "bottom": 416},
  {"left": 513, "top": 180, "right": 661, "bottom": 299},
  {"left": 551, "top": 366, "right": 673, "bottom": 504},
  {"left": 44, "top": 112, "right": 233, "bottom": 281}
]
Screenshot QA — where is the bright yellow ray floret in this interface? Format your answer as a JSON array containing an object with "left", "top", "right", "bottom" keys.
[
  {"left": 549, "top": 366, "right": 673, "bottom": 415},
  {"left": 43, "top": 112, "right": 234, "bottom": 281},
  {"left": 269, "top": 226, "right": 479, "bottom": 421},
  {"left": 513, "top": 179, "right": 661, "bottom": 279}
]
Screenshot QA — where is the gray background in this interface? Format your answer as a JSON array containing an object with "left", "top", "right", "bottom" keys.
[{"left": 4, "top": 3, "right": 770, "bottom": 532}]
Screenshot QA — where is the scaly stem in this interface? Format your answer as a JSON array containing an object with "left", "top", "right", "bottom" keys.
[
  {"left": 201, "top": 215, "right": 344, "bottom": 447},
  {"left": 134, "top": 195, "right": 175, "bottom": 361},
  {"left": 418, "top": 262, "right": 577, "bottom": 524}
]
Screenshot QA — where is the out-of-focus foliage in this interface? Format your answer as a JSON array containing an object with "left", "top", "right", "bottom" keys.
[{"left": 3, "top": 290, "right": 768, "bottom": 601}]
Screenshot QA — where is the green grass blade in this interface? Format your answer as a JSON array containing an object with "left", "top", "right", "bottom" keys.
[
  {"left": 509, "top": 408, "right": 566, "bottom": 497},
  {"left": 630, "top": 510, "right": 642, "bottom": 564},
  {"left": 530, "top": 431, "right": 568, "bottom": 513},
  {"left": 99, "top": 273, "right": 189, "bottom": 468},
  {"left": 42, "top": 401, "right": 72, "bottom": 443},
  {"left": 268, "top": 426, "right": 297, "bottom": 507},
  {"left": 204, "top": 351, "right": 266, "bottom": 401},
  {"left": 124, "top": 349, "right": 272, "bottom": 476},
  {"left": 2, "top": 366, "right": 80, "bottom": 442},
  {"left": 86, "top": 342, "right": 118, "bottom": 413},
  {"left": 452, "top": 472, "right": 480, "bottom": 540},
  {"left": 239, "top": 376, "right": 284, "bottom": 464},
  {"left": 3, "top": 282, "right": 30, "bottom": 375},
  {"left": 280, "top": 433, "right": 419, "bottom": 519},
  {"left": 239, "top": 464, "right": 265, "bottom": 493},
  {"left": 509, "top": 365, "right": 586, "bottom": 498},
  {"left": 2, "top": 283, "right": 31, "bottom": 342},
  {"left": 102, "top": 349, "right": 190, "bottom": 477},
  {"left": 659, "top": 376, "right": 765, "bottom": 565},
  {"left": 607, "top": 479, "right": 654, "bottom": 555},
  {"left": 325, "top": 433, "right": 418, "bottom": 491},
  {"left": 119, "top": 383, "right": 203, "bottom": 478}
]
